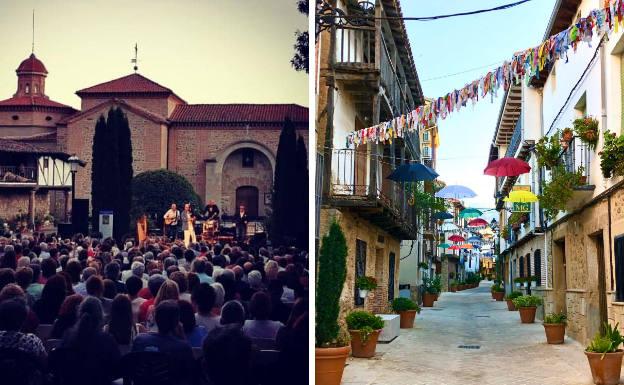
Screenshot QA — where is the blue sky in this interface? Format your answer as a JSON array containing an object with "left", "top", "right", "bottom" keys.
[{"left": 402, "top": 0, "right": 557, "bottom": 220}]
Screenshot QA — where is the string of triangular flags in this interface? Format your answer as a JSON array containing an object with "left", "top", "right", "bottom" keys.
[{"left": 345, "top": 0, "right": 623, "bottom": 148}]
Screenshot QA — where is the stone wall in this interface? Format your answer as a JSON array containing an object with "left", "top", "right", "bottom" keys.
[
  {"left": 0, "top": 190, "right": 50, "bottom": 222},
  {"left": 319, "top": 207, "right": 401, "bottom": 318}
]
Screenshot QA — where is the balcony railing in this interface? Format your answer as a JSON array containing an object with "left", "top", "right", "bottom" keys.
[
  {"left": 0, "top": 166, "right": 37, "bottom": 183},
  {"left": 380, "top": 35, "right": 412, "bottom": 114},
  {"left": 335, "top": 25, "right": 375, "bottom": 66},
  {"left": 563, "top": 137, "right": 591, "bottom": 184},
  {"left": 329, "top": 148, "right": 417, "bottom": 237},
  {"left": 505, "top": 119, "right": 522, "bottom": 158}
]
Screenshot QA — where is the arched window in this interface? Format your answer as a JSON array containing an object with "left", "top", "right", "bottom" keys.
[
  {"left": 25, "top": 84, "right": 30, "bottom": 94},
  {"left": 33, "top": 84, "right": 39, "bottom": 94}
]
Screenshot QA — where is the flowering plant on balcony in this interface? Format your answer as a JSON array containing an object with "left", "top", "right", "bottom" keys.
[
  {"left": 561, "top": 128, "right": 574, "bottom": 149},
  {"left": 501, "top": 226, "right": 510, "bottom": 241},
  {"left": 599, "top": 130, "right": 624, "bottom": 178},
  {"left": 573, "top": 116, "right": 599, "bottom": 150},
  {"left": 539, "top": 165, "right": 583, "bottom": 220},
  {"left": 535, "top": 133, "right": 563, "bottom": 169}
]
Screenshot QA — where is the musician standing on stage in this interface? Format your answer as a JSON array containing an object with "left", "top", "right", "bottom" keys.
[
  {"left": 203, "top": 200, "right": 220, "bottom": 221},
  {"left": 163, "top": 203, "right": 180, "bottom": 241},
  {"left": 181, "top": 203, "right": 197, "bottom": 247},
  {"left": 234, "top": 204, "right": 248, "bottom": 242}
]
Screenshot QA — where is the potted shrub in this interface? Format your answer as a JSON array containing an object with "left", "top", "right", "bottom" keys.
[
  {"left": 535, "top": 133, "right": 563, "bottom": 169},
  {"left": 528, "top": 275, "right": 538, "bottom": 288},
  {"left": 573, "top": 116, "right": 599, "bottom": 150},
  {"left": 345, "top": 310, "right": 384, "bottom": 358},
  {"left": 423, "top": 286, "right": 437, "bottom": 307},
  {"left": 543, "top": 312, "right": 567, "bottom": 344},
  {"left": 599, "top": 131, "right": 624, "bottom": 178},
  {"left": 512, "top": 295, "right": 543, "bottom": 323},
  {"left": 490, "top": 283, "right": 505, "bottom": 301},
  {"left": 391, "top": 297, "right": 421, "bottom": 329},
  {"left": 561, "top": 127, "right": 574, "bottom": 146},
  {"left": 513, "top": 277, "right": 525, "bottom": 288},
  {"left": 418, "top": 261, "right": 429, "bottom": 270},
  {"left": 585, "top": 323, "right": 624, "bottom": 385},
  {"left": 356, "top": 276, "right": 377, "bottom": 299},
  {"left": 539, "top": 165, "right": 583, "bottom": 220},
  {"left": 505, "top": 291, "right": 522, "bottom": 311},
  {"left": 432, "top": 274, "right": 442, "bottom": 300},
  {"left": 449, "top": 280, "right": 457, "bottom": 292},
  {"left": 316, "top": 222, "right": 350, "bottom": 385}
]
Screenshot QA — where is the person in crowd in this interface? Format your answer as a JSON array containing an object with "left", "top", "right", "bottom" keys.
[
  {"left": 27, "top": 263, "right": 44, "bottom": 300},
  {"left": 61, "top": 296, "right": 121, "bottom": 384},
  {"left": 220, "top": 300, "right": 245, "bottom": 327},
  {"left": 0, "top": 283, "right": 39, "bottom": 333},
  {"left": 170, "top": 271, "right": 191, "bottom": 303},
  {"left": 15, "top": 266, "right": 34, "bottom": 305},
  {"left": 0, "top": 298, "right": 47, "bottom": 365},
  {"left": 202, "top": 325, "right": 252, "bottom": 385},
  {"left": 103, "top": 279, "right": 118, "bottom": 299},
  {"left": 138, "top": 274, "right": 166, "bottom": 323},
  {"left": 50, "top": 294, "right": 83, "bottom": 339},
  {"left": 178, "top": 299, "right": 207, "bottom": 348},
  {"left": 145, "top": 279, "right": 179, "bottom": 330},
  {"left": 33, "top": 274, "right": 67, "bottom": 324},
  {"left": 0, "top": 267, "right": 15, "bottom": 291},
  {"left": 85, "top": 275, "right": 113, "bottom": 319},
  {"left": 192, "top": 283, "right": 220, "bottom": 333},
  {"left": 126, "top": 275, "right": 146, "bottom": 323},
  {"left": 242, "top": 291, "right": 284, "bottom": 342},
  {"left": 191, "top": 258, "right": 212, "bottom": 284},
  {"left": 104, "top": 262, "right": 127, "bottom": 294},
  {"left": 104, "top": 294, "right": 146, "bottom": 346},
  {"left": 73, "top": 267, "right": 96, "bottom": 296}
]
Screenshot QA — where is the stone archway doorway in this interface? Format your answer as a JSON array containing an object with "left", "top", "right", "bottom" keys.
[{"left": 236, "top": 186, "right": 259, "bottom": 217}]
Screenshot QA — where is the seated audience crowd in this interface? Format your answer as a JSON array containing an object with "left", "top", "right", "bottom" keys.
[{"left": 0, "top": 231, "right": 309, "bottom": 385}]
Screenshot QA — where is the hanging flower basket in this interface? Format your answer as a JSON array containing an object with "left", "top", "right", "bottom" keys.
[
  {"left": 573, "top": 117, "right": 599, "bottom": 151},
  {"left": 561, "top": 127, "right": 574, "bottom": 145}
]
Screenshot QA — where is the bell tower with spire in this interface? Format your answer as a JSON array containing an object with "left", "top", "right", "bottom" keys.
[{"left": 14, "top": 53, "right": 48, "bottom": 98}]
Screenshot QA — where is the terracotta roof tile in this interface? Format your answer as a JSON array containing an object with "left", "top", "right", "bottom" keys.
[
  {"left": 0, "top": 96, "right": 75, "bottom": 110},
  {"left": 0, "top": 138, "right": 68, "bottom": 158},
  {"left": 170, "top": 104, "right": 308, "bottom": 125},
  {"left": 16, "top": 54, "right": 48, "bottom": 74},
  {"left": 76, "top": 73, "right": 175, "bottom": 95}
]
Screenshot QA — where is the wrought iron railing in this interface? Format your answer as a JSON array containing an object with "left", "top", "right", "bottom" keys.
[
  {"left": 563, "top": 137, "right": 591, "bottom": 184},
  {"left": 0, "top": 166, "right": 37, "bottom": 182}
]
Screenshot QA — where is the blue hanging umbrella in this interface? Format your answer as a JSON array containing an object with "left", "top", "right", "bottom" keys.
[
  {"left": 435, "top": 185, "right": 477, "bottom": 199},
  {"left": 387, "top": 163, "right": 439, "bottom": 182},
  {"left": 433, "top": 211, "right": 453, "bottom": 220},
  {"left": 467, "top": 236, "right": 482, "bottom": 243}
]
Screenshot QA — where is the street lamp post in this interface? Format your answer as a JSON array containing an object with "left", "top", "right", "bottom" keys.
[{"left": 67, "top": 155, "right": 81, "bottom": 223}]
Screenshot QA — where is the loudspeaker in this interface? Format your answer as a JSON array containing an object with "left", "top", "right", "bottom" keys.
[
  {"left": 57, "top": 223, "right": 73, "bottom": 239},
  {"left": 71, "top": 199, "right": 90, "bottom": 236}
]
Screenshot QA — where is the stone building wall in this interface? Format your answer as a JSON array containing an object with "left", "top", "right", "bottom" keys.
[
  {"left": 0, "top": 190, "right": 50, "bottom": 222},
  {"left": 319, "top": 207, "right": 401, "bottom": 318}
]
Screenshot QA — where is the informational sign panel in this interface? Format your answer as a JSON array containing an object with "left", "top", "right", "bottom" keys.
[
  {"left": 512, "top": 202, "right": 531, "bottom": 212},
  {"left": 512, "top": 185, "right": 531, "bottom": 191},
  {"left": 99, "top": 210, "right": 113, "bottom": 239}
]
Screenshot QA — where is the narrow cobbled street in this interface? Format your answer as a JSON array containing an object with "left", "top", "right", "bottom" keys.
[{"left": 342, "top": 281, "right": 593, "bottom": 385}]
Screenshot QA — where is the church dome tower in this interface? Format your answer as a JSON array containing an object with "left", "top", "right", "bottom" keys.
[{"left": 14, "top": 53, "right": 48, "bottom": 98}]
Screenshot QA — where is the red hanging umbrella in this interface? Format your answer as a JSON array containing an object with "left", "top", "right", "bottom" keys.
[
  {"left": 448, "top": 234, "right": 465, "bottom": 243},
  {"left": 484, "top": 157, "right": 531, "bottom": 177},
  {"left": 468, "top": 218, "right": 488, "bottom": 227},
  {"left": 448, "top": 245, "right": 461, "bottom": 250}
]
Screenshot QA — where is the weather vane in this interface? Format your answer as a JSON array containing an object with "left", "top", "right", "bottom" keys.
[{"left": 131, "top": 43, "right": 138, "bottom": 72}]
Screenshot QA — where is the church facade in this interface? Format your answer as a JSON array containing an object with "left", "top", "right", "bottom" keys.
[{"left": 0, "top": 53, "right": 308, "bottom": 225}]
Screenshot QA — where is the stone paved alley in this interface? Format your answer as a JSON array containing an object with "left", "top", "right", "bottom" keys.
[{"left": 342, "top": 282, "right": 595, "bottom": 385}]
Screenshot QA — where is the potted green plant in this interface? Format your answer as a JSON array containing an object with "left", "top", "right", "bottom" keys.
[
  {"left": 561, "top": 127, "right": 574, "bottom": 147},
  {"left": 585, "top": 323, "right": 624, "bottom": 385},
  {"left": 418, "top": 261, "right": 429, "bottom": 270},
  {"left": 391, "top": 297, "right": 421, "bottom": 329},
  {"left": 316, "top": 221, "right": 350, "bottom": 385},
  {"left": 512, "top": 295, "right": 543, "bottom": 323},
  {"left": 539, "top": 165, "right": 583, "bottom": 220},
  {"left": 490, "top": 283, "right": 505, "bottom": 301},
  {"left": 505, "top": 291, "right": 522, "bottom": 311},
  {"left": 449, "top": 280, "right": 457, "bottom": 293},
  {"left": 528, "top": 275, "right": 538, "bottom": 288},
  {"left": 432, "top": 274, "right": 442, "bottom": 300},
  {"left": 422, "top": 273, "right": 438, "bottom": 307},
  {"left": 599, "top": 130, "right": 624, "bottom": 178},
  {"left": 543, "top": 312, "right": 566, "bottom": 344},
  {"left": 513, "top": 277, "right": 525, "bottom": 288},
  {"left": 356, "top": 276, "right": 377, "bottom": 299},
  {"left": 573, "top": 116, "right": 599, "bottom": 150},
  {"left": 345, "top": 310, "right": 384, "bottom": 358},
  {"left": 535, "top": 133, "right": 563, "bottom": 169}
]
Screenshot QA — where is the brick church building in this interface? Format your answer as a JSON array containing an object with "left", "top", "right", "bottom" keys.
[{"left": 0, "top": 53, "right": 308, "bottom": 225}]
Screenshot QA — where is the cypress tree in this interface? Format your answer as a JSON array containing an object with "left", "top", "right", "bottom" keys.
[
  {"left": 90, "top": 115, "right": 108, "bottom": 231},
  {"left": 116, "top": 107, "right": 133, "bottom": 241},
  {"left": 104, "top": 107, "right": 120, "bottom": 234},
  {"left": 295, "top": 135, "right": 308, "bottom": 249},
  {"left": 271, "top": 118, "right": 298, "bottom": 245}
]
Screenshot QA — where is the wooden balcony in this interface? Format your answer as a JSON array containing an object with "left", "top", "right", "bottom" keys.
[{"left": 0, "top": 166, "right": 37, "bottom": 187}]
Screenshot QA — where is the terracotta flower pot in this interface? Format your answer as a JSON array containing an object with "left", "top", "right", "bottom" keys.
[
  {"left": 543, "top": 323, "right": 565, "bottom": 344},
  {"left": 506, "top": 299, "right": 516, "bottom": 311},
  {"left": 450, "top": 286, "right": 457, "bottom": 292},
  {"left": 315, "top": 346, "right": 351, "bottom": 385},
  {"left": 585, "top": 350, "right": 624, "bottom": 385},
  {"left": 518, "top": 306, "right": 537, "bottom": 323},
  {"left": 398, "top": 310, "right": 417, "bottom": 328},
  {"left": 422, "top": 293, "right": 435, "bottom": 307},
  {"left": 492, "top": 291, "right": 504, "bottom": 301},
  {"left": 349, "top": 329, "right": 381, "bottom": 358},
  {"left": 434, "top": 293, "right": 439, "bottom": 301}
]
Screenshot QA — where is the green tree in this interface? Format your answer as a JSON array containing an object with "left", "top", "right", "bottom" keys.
[
  {"left": 316, "top": 221, "right": 348, "bottom": 346},
  {"left": 131, "top": 169, "right": 201, "bottom": 224},
  {"left": 271, "top": 118, "right": 298, "bottom": 245},
  {"left": 295, "top": 135, "right": 309, "bottom": 249},
  {"left": 91, "top": 112, "right": 119, "bottom": 232},
  {"left": 115, "top": 108, "right": 134, "bottom": 241},
  {"left": 291, "top": 0, "right": 308, "bottom": 73}
]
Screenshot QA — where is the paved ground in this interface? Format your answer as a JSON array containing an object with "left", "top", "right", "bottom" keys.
[{"left": 342, "top": 281, "right": 596, "bottom": 385}]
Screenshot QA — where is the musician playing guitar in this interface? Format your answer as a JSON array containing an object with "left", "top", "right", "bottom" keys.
[
  {"left": 181, "top": 203, "right": 197, "bottom": 247},
  {"left": 163, "top": 203, "right": 180, "bottom": 241}
]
